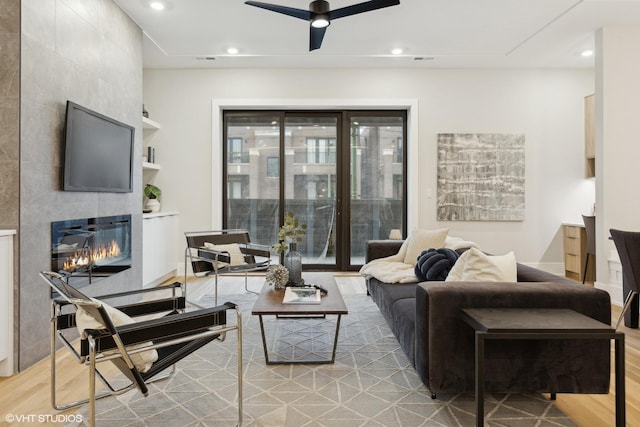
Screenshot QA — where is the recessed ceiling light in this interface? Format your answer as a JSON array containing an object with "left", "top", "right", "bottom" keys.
[
  {"left": 581, "top": 50, "right": 594, "bottom": 57},
  {"left": 150, "top": 1, "right": 165, "bottom": 11},
  {"left": 391, "top": 48, "right": 403, "bottom": 55},
  {"left": 227, "top": 47, "right": 239, "bottom": 55}
]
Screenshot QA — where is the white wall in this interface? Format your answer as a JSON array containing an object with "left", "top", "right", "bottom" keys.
[
  {"left": 595, "top": 26, "right": 640, "bottom": 304},
  {"left": 143, "top": 68, "right": 594, "bottom": 272}
]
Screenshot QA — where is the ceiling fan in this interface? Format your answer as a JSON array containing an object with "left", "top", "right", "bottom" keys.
[{"left": 245, "top": 0, "right": 401, "bottom": 51}]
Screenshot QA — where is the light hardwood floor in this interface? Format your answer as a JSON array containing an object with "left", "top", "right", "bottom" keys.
[
  {"left": 554, "top": 303, "right": 640, "bottom": 427},
  {"left": 1, "top": 274, "right": 638, "bottom": 427}
]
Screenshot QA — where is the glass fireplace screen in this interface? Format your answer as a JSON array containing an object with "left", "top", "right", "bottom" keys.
[{"left": 51, "top": 214, "right": 132, "bottom": 286}]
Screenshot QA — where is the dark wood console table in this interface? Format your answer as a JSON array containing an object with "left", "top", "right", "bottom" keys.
[{"left": 460, "top": 308, "right": 625, "bottom": 427}]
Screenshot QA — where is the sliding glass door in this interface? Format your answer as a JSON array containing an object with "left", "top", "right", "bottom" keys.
[
  {"left": 223, "top": 110, "right": 406, "bottom": 270},
  {"left": 348, "top": 114, "right": 406, "bottom": 265},
  {"left": 284, "top": 114, "right": 338, "bottom": 267},
  {"left": 223, "top": 114, "right": 281, "bottom": 246}
]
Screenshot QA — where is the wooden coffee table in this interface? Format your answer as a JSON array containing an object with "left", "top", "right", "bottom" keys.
[{"left": 251, "top": 273, "right": 348, "bottom": 364}]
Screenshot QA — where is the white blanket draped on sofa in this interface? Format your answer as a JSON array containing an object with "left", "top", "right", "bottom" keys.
[{"left": 359, "top": 235, "right": 480, "bottom": 284}]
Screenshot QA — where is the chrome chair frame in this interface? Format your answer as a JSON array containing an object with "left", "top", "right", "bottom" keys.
[
  {"left": 49, "top": 279, "right": 181, "bottom": 412},
  {"left": 616, "top": 289, "right": 640, "bottom": 330}
]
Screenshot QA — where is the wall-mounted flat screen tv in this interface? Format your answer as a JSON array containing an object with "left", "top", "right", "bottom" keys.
[{"left": 64, "top": 101, "right": 135, "bottom": 193}]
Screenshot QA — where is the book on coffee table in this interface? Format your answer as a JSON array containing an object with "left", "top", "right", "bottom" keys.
[{"left": 282, "top": 287, "right": 321, "bottom": 304}]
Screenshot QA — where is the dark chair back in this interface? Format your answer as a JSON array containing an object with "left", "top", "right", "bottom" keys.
[
  {"left": 610, "top": 229, "right": 640, "bottom": 293},
  {"left": 582, "top": 215, "right": 596, "bottom": 256},
  {"left": 610, "top": 229, "right": 640, "bottom": 328},
  {"left": 185, "top": 230, "right": 251, "bottom": 248}
]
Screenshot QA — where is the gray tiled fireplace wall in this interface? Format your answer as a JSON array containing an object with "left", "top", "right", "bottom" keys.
[{"left": 17, "top": 0, "right": 143, "bottom": 370}]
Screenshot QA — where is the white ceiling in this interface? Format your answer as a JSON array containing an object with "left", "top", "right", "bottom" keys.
[{"left": 113, "top": 0, "right": 640, "bottom": 69}]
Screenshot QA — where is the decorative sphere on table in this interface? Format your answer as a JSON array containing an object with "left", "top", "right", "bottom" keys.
[{"left": 266, "top": 264, "right": 289, "bottom": 289}]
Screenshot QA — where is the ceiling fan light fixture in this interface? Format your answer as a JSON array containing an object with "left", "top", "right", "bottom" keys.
[
  {"left": 244, "top": 0, "right": 400, "bottom": 51},
  {"left": 311, "top": 15, "right": 330, "bottom": 28},
  {"left": 310, "top": 0, "right": 330, "bottom": 28}
]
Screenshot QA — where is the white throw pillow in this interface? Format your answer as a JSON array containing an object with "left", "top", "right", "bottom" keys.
[
  {"left": 75, "top": 299, "right": 158, "bottom": 373},
  {"left": 403, "top": 228, "right": 449, "bottom": 266},
  {"left": 445, "top": 249, "right": 470, "bottom": 281},
  {"left": 444, "top": 235, "right": 481, "bottom": 251},
  {"left": 203, "top": 242, "right": 246, "bottom": 268},
  {"left": 445, "top": 247, "right": 517, "bottom": 282}
]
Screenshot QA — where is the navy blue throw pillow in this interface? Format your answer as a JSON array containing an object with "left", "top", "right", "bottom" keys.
[{"left": 415, "top": 248, "right": 460, "bottom": 281}]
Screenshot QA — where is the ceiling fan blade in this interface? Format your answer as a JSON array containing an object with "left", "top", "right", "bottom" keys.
[
  {"left": 245, "top": 1, "right": 311, "bottom": 20},
  {"left": 329, "top": 0, "right": 400, "bottom": 20},
  {"left": 310, "top": 26, "right": 327, "bottom": 51}
]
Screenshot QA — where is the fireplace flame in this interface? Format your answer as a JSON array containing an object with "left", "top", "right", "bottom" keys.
[{"left": 63, "top": 240, "right": 121, "bottom": 272}]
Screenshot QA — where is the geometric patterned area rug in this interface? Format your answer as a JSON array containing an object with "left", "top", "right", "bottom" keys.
[{"left": 68, "top": 284, "right": 577, "bottom": 427}]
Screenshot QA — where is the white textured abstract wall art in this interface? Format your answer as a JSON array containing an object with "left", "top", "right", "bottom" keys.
[{"left": 437, "top": 133, "right": 525, "bottom": 221}]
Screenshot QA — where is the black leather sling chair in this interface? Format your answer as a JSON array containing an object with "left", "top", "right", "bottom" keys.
[
  {"left": 41, "top": 271, "right": 243, "bottom": 427},
  {"left": 184, "top": 229, "right": 272, "bottom": 306}
]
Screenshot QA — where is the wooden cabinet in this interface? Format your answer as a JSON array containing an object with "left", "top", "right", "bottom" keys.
[
  {"left": 563, "top": 224, "right": 595, "bottom": 283},
  {"left": 585, "top": 94, "right": 595, "bottom": 178},
  {"left": 143, "top": 212, "right": 179, "bottom": 287}
]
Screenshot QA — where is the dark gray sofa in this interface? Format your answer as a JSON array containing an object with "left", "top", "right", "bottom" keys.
[{"left": 365, "top": 240, "right": 612, "bottom": 397}]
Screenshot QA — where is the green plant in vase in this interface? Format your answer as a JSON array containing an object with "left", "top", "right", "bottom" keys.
[
  {"left": 144, "top": 184, "right": 161, "bottom": 213},
  {"left": 272, "top": 211, "right": 307, "bottom": 255}
]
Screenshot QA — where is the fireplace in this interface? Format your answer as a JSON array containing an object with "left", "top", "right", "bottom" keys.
[{"left": 51, "top": 214, "right": 132, "bottom": 286}]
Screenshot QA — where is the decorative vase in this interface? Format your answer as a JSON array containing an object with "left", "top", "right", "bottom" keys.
[
  {"left": 145, "top": 198, "right": 160, "bottom": 213},
  {"left": 284, "top": 242, "right": 303, "bottom": 286}
]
